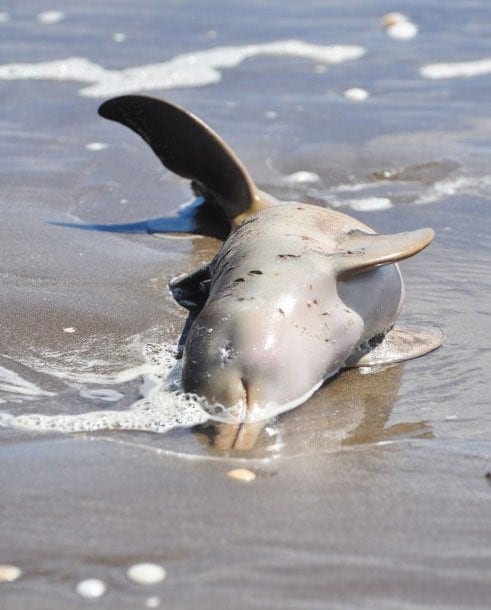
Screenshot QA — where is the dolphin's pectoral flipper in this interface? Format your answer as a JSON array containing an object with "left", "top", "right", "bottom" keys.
[
  {"left": 169, "top": 263, "right": 211, "bottom": 311},
  {"left": 98, "top": 95, "right": 268, "bottom": 224},
  {"left": 335, "top": 228, "right": 435, "bottom": 278},
  {"left": 345, "top": 325, "right": 445, "bottom": 367}
]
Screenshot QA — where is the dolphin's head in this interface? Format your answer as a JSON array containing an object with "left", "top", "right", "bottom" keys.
[{"left": 180, "top": 283, "right": 365, "bottom": 423}]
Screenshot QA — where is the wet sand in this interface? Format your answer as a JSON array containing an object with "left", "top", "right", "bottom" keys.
[{"left": 1, "top": 1, "right": 490, "bottom": 608}]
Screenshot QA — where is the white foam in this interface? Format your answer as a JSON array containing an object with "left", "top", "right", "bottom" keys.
[
  {"left": 325, "top": 188, "right": 394, "bottom": 211},
  {"left": 342, "top": 197, "right": 393, "bottom": 211},
  {"left": 76, "top": 579, "right": 107, "bottom": 599},
  {"left": 315, "top": 167, "right": 491, "bottom": 211},
  {"left": 386, "top": 20, "right": 418, "bottom": 40},
  {"left": 0, "top": 365, "right": 56, "bottom": 397},
  {"left": 343, "top": 87, "right": 369, "bottom": 101},
  {"left": 85, "top": 142, "right": 108, "bottom": 151},
  {"left": 16, "top": 332, "right": 156, "bottom": 385},
  {"left": 0, "top": 40, "right": 365, "bottom": 97},
  {"left": 414, "top": 174, "right": 491, "bottom": 204},
  {"left": 284, "top": 171, "right": 320, "bottom": 184},
  {"left": 79, "top": 388, "right": 124, "bottom": 402},
  {"left": 10, "top": 342, "right": 210, "bottom": 434},
  {"left": 127, "top": 563, "right": 166, "bottom": 585},
  {"left": 0, "top": 412, "right": 14, "bottom": 427},
  {"left": 0, "top": 11, "right": 10, "bottom": 23},
  {"left": 421, "top": 57, "right": 491, "bottom": 79},
  {"left": 37, "top": 11, "right": 65, "bottom": 25},
  {"left": 6, "top": 329, "right": 336, "bottom": 433}
]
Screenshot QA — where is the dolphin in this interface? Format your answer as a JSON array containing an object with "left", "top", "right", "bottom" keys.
[{"left": 98, "top": 95, "right": 444, "bottom": 423}]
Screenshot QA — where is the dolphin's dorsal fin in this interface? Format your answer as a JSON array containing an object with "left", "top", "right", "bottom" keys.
[
  {"left": 335, "top": 228, "right": 435, "bottom": 278},
  {"left": 99, "top": 95, "right": 269, "bottom": 224}
]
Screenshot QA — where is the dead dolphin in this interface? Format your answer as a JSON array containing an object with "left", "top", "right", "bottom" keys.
[{"left": 98, "top": 95, "right": 444, "bottom": 423}]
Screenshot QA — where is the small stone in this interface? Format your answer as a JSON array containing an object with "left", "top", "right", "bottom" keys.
[
  {"left": 127, "top": 563, "right": 166, "bottom": 585},
  {"left": 0, "top": 564, "right": 22, "bottom": 583},
  {"left": 63, "top": 327, "right": 76, "bottom": 333},
  {"left": 146, "top": 596, "right": 161, "bottom": 608},
  {"left": 76, "top": 578, "right": 107, "bottom": 599},
  {"left": 227, "top": 468, "right": 256, "bottom": 482}
]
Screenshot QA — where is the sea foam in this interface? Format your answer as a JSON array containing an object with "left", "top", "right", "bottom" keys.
[
  {"left": 0, "top": 40, "right": 365, "bottom": 97},
  {"left": 421, "top": 57, "right": 491, "bottom": 79}
]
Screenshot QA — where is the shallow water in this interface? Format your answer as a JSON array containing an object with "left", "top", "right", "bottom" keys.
[{"left": 1, "top": 1, "right": 490, "bottom": 608}]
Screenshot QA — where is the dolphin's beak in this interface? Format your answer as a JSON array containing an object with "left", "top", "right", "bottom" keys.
[{"left": 212, "top": 421, "right": 267, "bottom": 451}]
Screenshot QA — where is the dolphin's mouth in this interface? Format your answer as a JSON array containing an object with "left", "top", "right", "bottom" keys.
[
  {"left": 240, "top": 377, "right": 249, "bottom": 404},
  {"left": 196, "top": 370, "right": 331, "bottom": 424}
]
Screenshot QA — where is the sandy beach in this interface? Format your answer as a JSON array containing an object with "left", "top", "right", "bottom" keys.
[{"left": 1, "top": 1, "right": 490, "bottom": 608}]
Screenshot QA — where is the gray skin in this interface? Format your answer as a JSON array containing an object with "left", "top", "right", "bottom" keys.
[
  {"left": 98, "top": 95, "right": 443, "bottom": 423},
  {"left": 178, "top": 204, "right": 434, "bottom": 422}
]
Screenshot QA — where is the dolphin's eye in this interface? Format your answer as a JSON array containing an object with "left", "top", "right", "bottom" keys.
[
  {"left": 248, "top": 270, "right": 263, "bottom": 275},
  {"left": 233, "top": 278, "right": 245, "bottom": 283}
]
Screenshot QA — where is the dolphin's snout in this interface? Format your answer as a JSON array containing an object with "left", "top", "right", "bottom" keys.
[{"left": 239, "top": 377, "right": 249, "bottom": 405}]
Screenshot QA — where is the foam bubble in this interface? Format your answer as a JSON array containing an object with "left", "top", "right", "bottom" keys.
[
  {"left": 85, "top": 141, "right": 108, "bottom": 151},
  {"left": 76, "top": 578, "right": 107, "bottom": 599},
  {"left": 343, "top": 87, "right": 369, "bottom": 101},
  {"left": 0, "top": 40, "right": 365, "bottom": 98},
  {"left": 127, "top": 563, "right": 166, "bottom": 585},
  {"left": 37, "top": 11, "right": 64, "bottom": 25}
]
